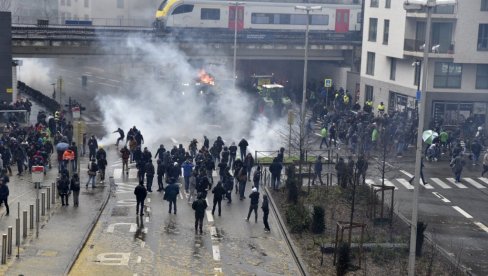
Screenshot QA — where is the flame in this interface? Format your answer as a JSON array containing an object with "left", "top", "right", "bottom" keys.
[{"left": 198, "top": 69, "right": 215, "bottom": 86}]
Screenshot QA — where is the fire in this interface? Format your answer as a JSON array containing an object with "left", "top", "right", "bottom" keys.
[{"left": 198, "top": 69, "right": 215, "bottom": 86}]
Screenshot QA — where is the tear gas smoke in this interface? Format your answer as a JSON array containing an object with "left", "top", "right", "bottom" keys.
[
  {"left": 97, "top": 36, "right": 286, "bottom": 153},
  {"left": 17, "top": 59, "right": 52, "bottom": 93}
]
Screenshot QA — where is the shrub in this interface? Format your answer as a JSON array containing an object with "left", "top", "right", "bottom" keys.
[
  {"left": 311, "top": 205, "right": 325, "bottom": 234},
  {"left": 285, "top": 165, "right": 299, "bottom": 204},
  {"left": 336, "top": 242, "right": 350, "bottom": 276},
  {"left": 285, "top": 204, "right": 311, "bottom": 233}
]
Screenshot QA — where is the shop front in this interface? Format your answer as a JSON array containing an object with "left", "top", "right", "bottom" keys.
[
  {"left": 388, "top": 91, "right": 417, "bottom": 118},
  {"left": 432, "top": 101, "right": 487, "bottom": 135}
]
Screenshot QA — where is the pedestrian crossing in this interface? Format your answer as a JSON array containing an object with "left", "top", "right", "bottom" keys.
[{"left": 365, "top": 177, "right": 488, "bottom": 191}]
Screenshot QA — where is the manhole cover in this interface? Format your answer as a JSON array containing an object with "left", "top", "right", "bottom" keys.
[{"left": 111, "top": 207, "right": 130, "bottom": 216}]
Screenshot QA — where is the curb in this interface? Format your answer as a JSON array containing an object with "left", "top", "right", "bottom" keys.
[
  {"left": 64, "top": 182, "right": 112, "bottom": 275},
  {"left": 264, "top": 186, "right": 309, "bottom": 276}
]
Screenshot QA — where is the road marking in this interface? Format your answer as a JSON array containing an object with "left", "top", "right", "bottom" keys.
[
  {"left": 396, "top": 179, "right": 414, "bottom": 190},
  {"left": 146, "top": 207, "right": 151, "bottom": 212},
  {"left": 420, "top": 179, "right": 434, "bottom": 189},
  {"left": 432, "top": 192, "right": 451, "bottom": 203},
  {"left": 400, "top": 170, "right": 413, "bottom": 178},
  {"left": 379, "top": 179, "right": 398, "bottom": 190},
  {"left": 137, "top": 256, "right": 142, "bottom": 263},
  {"left": 375, "top": 158, "right": 394, "bottom": 168},
  {"left": 212, "top": 245, "right": 221, "bottom": 261},
  {"left": 113, "top": 169, "right": 122, "bottom": 179},
  {"left": 179, "top": 193, "right": 183, "bottom": 200},
  {"left": 446, "top": 178, "right": 468, "bottom": 188},
  {"left": 210, "top": 226, "right": 217, "bottom": 239},
  {"left": 206, "top": 210, "right": 214, "bottom": 223},
  {"left": 430, "top": 178, "right": 452, "bottom": 189},
  {"left": 142, "top": 228, "right": 148, "bottom": 234},
  {"left": 474, "top": 222, "right": 488, "bottom": 233},
  {"left": 145, "top": 217, "right": 149, "bottom": 223},
  {"left": 106, "top": 223, "right": 137, "bottom": 233},
  {"left": 464, "top": 178, "right": 486, "bottom": 189},
  {"left": 478, "top": 177, "right": 488, "bottom": 185},
  {"left": 147, "top": 198, "right": 151, "bottom": 203},
  {"left": 452, "top": 206, "right": 473, "bottom": 219},
  {"left": 141, "top": 241, "right": 145, "bottom": 248},
  {"left": 128, "top": 169, "right": 137, "bottom": 179}
]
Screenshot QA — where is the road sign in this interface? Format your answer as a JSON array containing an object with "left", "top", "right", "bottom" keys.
[
  {"left": 32, "top": 166, "right": 44, "bottom": 183},
  {"left": 324, "top": 79, "right": 332, "bottom": 88},
  {"left": 416, "top": 90, "right": 421, "bottom": 100},
  {"left": 72, "top": 106, "right": 81, "bottom": 119},
  {"left": 6, "top": 88, "right": 13, "bottom": 93},
  {"left": 287, "top": 110, "right": 295, "bottom": 125}
]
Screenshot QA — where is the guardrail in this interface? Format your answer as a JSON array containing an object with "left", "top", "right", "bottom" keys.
[{"left": 18, "top": 81, "right": 60, "bottom": 113}]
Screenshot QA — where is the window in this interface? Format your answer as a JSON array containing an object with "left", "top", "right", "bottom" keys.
[
  {"left": 476, "top": 64, "right": 488, "bottom": 89},
  {"left": 368, "top": 18, "right": 377, "bottom": 42},
  {"left": 67, "top": 0, "right": 71, "bottom": 6},
  {"left": 250, "top": 13, "right": 328, "bottom": 25},
  {"left": 357, "top": 12, "right": 362, "bottom": 24},
  {"left": 201, "top": 8, "right": 220, "bottom": 20},
  {"left": 483, "top": 0, "right": 488, "bottom": 11},
  {"left": 84, "top": 14, "right": 89, "bottom": 20},
  {"left": 365, "top": 85, "right": 374, "bottom": 101},
  {"left": 116, "top": 0, "right": 124, "bottom": 9},
  {"left": 172, "top": 4, "right": 194, "bottom": 15},
  {"left": 371, "top": 0, "right": 379, "bottom": 7},
  {"left": 366, "top": 52, "right": 375, "bottom": 75},
  {"left": 84, "top": 0, "right": 89, "bottom": 8},
  {"left": 478, "top": 24, "right": 488, "bottom": 50},
  {"left": 386, "top": 0, "right": 391, "bottom": 8},
  {"left": 434, "top": 62, "right": 462, "bottom": 88},
  {"left": 383, "top": 19, "right": 390, "bottom": 45},
  {"left": 390, "top": 58, "right": 396, "bottom": 81}
]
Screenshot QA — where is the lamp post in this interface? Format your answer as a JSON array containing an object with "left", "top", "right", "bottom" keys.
[
  {"left": 403, "top": 1, "right": 456, "bottom": 275},
  {"left": 295, "top": 5, "right": 322, "bottom": 162},
  {"left": 231, "top": 2, "right": 244, "bottom": 89}
]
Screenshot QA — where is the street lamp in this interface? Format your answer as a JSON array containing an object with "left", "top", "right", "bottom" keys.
[
  {"left": 403, "top": 1, "right": 456, "bottom": 275},
  {"left": 231, "top": 2, "right": 244, "bottom": 89},
  {"left": 295, "top": 5, "right": 322, "bottom": 158}
]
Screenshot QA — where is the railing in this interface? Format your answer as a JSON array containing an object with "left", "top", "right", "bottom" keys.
[
  {"left": 11, "top": 16, "right": 152, "bottom": 28},
  {"left": 404, "top": 38, "right": 455, "bottom": 54},
  {"left": 406, "top": 5, "right": 455, "bottom": 15}
]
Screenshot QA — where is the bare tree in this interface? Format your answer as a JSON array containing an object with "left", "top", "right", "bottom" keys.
[{"left": 0, "top": 0, "right": 11, "bottom": 12}]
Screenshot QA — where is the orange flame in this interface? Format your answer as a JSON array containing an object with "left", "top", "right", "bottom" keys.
[{"left": 198, "top": 69, "right": 215, "bottom": 86}]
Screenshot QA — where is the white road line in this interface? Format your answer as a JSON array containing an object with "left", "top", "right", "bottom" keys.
[
  {"left": 137, "top": 256, "right": 142, "bottom": 263},
  {"left": 474, "top": 222, "right": 488, "bottom": 233},
  {"left": 396, "top": 179, "right": 414, "bottom": 190},
  {"left": 375, "top": 158, "right": 394, "bottom": 168},
  {"left": 147, "top": 198, "right": 151, "bottom": 203},
  {"left": 141, "top": 241, "right": 145, "bottom": 248},
  {"left": 145, "top": 217, "right": 149, "bottom": 223},
  {"left": 146, "top": 207, "right": 151, "bottom": 212},
  {"left": 446, "top": 178, "right": 468, "bottom": 188},
  {"left": 432, "top": 192, "right": 451, "bottom": 203},
  {"left": 400, "top": 170, "right": 413, "bottom": 178},
  {"left": 212, "top": 245, "right": 221, "bottom": 261},
  {"left": 478, "top": 177, "right": 488, "bottom": 185},
  {"left": 380, "top": 179, "right": 398, "bottom": 190},
  {"left": 430, "top": 178, "right": 452, "bottom": 189},
  {"left": 464, "top": 178, "right": 486, "bottom": 189},
  {"left": 128, "top": 169, "right": 137, "bottom": 179},
  {"left": 142, "top": 228, "right": 148, "bottom": 234},
  {"left": 206, "top": 210, "right": 214, "bottom": 223},
  {"left": 113, "top": 168, "right": 122, "bottom": 179},
  {"left": 179, "top": 193, "right": 183, "bottom": 200},
  {"left": 452, "top": 206, "right": 473, "bottom": 219},
  {"left": 420, "top": 179, "right": 434, "bottom": 189},
  {"left": 210, "top": 226, "right": 217, "bottom": 239}
]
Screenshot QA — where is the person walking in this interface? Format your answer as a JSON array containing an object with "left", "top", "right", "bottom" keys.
[
  {"left": 70, "top": 173, "right": 80, "bottom": 207},
  {"left": 0, "top": 179, "right": 9, "bottom": 215},
  {"left": 113, "top": 127, "right": 125, "bottom": 147},
  {"left": 238, "top": 165, "right": 248, "bottom": 200},
  {"left": 182, "top": 158, "right": 194, "bottom": 193},
  {"left": 409, "top": 158, "right": 427, "bottom": 184},
  {"left": 188, "top": 171, "right": 197, "bottom": 203},
  {"left": 356, "top": 155, "right": 369, "bottom": 185},
  {"left": 134, "top": 180, "right": 147, "bottom": 216},
  {"left": 211, "top": 181, "right": 226, "bottom": 216},
  {"left": 238, "top": 138, "right": 249, "bottom": 161},
  {"left": 245, "top": 187, "right": 260, "bottom": 223},
  {"left": 87, "top": 135, "right": 98, "bottom": 161},
  {"left": 223, "top": 169, "right": 233, "bottom": 203},
  {"left": 165, "top": 179, "right": 179, "bottom": 214},
  {"left": 244, "top": 153, "right": 254, "bottom": 181},
  {"left": 450, "top": 155, "right": 465, "bottom": 183},
  {"left": 312, "top": 156, "right": 324, "bottom": 185},
  {"left": 156, "top": 160, "right": 165, "bottom": 192},
  {"left": 252, "top": 166, "right": 262, "bottom": 192},
  {"left": 58, "top": 174, "right": 70, "bottom": 206},
  {"left": 228, "top": 142, "right": 237, "bottom": 168},
  {"left": 86, "top": 159, "right": 98, "bottom": 188},
  {"left": 269, "top": 158, "right": 283, "bottom": 191},
  {"left": 145, "top": 160, "right": 155, "bottom": 192},
  {"left": 192, "top": 193, "right": 208, "bottom": 234},
  {"left": 262, "top": 194, "right": 270, "bottom": 232},
  {"left": 482, "top": 151, "right": 488, "bottom": 177},
  {"left": 319, "top": 126, "right": 328, "bottom": 149},
  {"left": 120, "top": 146, "right": 130, "bottom": 173},
  {"left": 471, "top": 140, "right": 482, "bottom": 166}
]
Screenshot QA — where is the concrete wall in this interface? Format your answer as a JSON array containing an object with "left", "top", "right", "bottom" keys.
[{"left": 0, "top": 12, "right": 12, "bottom": 103}]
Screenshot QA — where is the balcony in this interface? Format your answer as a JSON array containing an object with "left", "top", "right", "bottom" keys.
[
  {"left": 404, "top": 39, "right": 455, "bottom": 58},
  {"left": 406, "top": 5, "right": 457, "bottom": 19}
]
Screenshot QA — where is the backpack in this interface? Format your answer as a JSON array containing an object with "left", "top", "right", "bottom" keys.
[{"left": 253, "top": 171, "right": 261, "bottom": 182}]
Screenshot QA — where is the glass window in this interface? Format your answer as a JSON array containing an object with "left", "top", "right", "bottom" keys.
[
  {"left": 368, "top": 18, "right": 377, "bottom": 42},
  {"left": 483, "top": 0, "right": 488, "bottom": 11},
  {"left": 116, "top": 0, "right": 123, "bottom": 9},
  {"left": 365, "top": 85, "right": 374, "bottom": 101},
  {"left": 84, "top": 0, "right": 89, "bottom": 8},
  {"left": 366, "top": 52, "right": 375, "bottom": 76},
  {"left": 279, "top": 14, "right": 291, "bottom": 24},
  {"left": 478, "top": 24, "right": 488, "bottom": 50},
  {"left": 434, "top": 62, "right": 462, "bottom": 88},
  {"left": 476, "top": 64, "right": 488, "bottom": 89},
  {"left": 201, "top": 8, "right": 220, "bottom": 20},
  {"left": 67, "top": 0, "right": 71, "bottom": 7},
  {"left": 390, "top": 58, "right": 396, "bottom": 81},
  {"left": 159, "top": 0, "right": 169, "bottom": 10},
  {"left": 386, "top": 0, "right": 391, "bottom": 8},
  {"left": 250, "top": 13, "right": 328, "bottom": 25},
  {"left": 371, "top": 0, "right": 379, "bottom": 8},
  {"left": 357, "top": 12, "right": 362, "bottom": 24},
  {"left": 172, "top": 4, "right": 194, "bottom": 15},
  {"left": 383, "top": 19, "right": 389, "bottom": 45},
  {"left": 311, "top": 15, "right": 329, "bottom": 25}
]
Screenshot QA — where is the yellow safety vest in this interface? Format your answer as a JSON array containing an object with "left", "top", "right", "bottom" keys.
[
  {"left": 377, "top": 104, "right": 385, "bottom": 111},
  {"left": 343, "top": 95, "right": 350, "bottom": 104}
]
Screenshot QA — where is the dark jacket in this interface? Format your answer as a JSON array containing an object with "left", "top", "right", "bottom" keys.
[
  {"left": 269, "top": 161, "right": 283, "bottom": 176},
  {"left": 70, "top": 177, "right": 80, "bottom": 192},
  {"left": 249, "top": 191, "right": 260, "bottom": 205},
  {"left": 238, "top": 139, "right": 248, "bottom": 150},
  {"left": 229, "top": 145, "right": 237, "bottom": 156},
  {"left": 134, "top": 185, "right": 147, "bottom": 201},
  {"left": 0, "top": 184, "right": 9, "bottom": 200},
  {"left": 261, "top": 197, "right": 269, "bottom": 214},
  {"left": 57, "top": 177, "right": 70, "bottom": 194},
  {"left": 145, "top": 162, "right": 155, "bottom": 176},
  {"left": 192, "top": 198, "right": 208, "bottom": 218},
  {"left": 157, "top": 163, "right": 165, "bottom": 176},
  {"left": 165, "top": 183, "right": 179, "bottom": 201},
  {"left": 212, "top": 183, "right": 226, "bottom": 201}
]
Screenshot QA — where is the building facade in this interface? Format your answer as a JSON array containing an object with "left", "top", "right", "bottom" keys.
[{"left": 360, "top": 0, "right": 488, "bottom": 130}]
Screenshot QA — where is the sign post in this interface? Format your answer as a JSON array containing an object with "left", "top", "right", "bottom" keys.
[
  {"left": 32, "top": 166, "right": 44, "bottom": 238},
  {"left": 287, "top": 110, "right": 295, "bottom": 157},
  {"left": 324, "top": 78, "right": 332, "bottom": 106}
]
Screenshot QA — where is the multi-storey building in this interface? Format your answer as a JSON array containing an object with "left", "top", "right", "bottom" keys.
[{"left": 360, "top": 0, "right": 488, "bottom": 129}]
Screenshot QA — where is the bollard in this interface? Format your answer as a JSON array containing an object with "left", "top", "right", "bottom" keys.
[
  {"left": 15, "top": 218, "right": 20, "bottom": 247},
  {"left": 23, "top": 211, "right": 27, "bottom": 238},
  {"left": 51, "top": 183, "right": 55, "bottom": 204},
  {"left": 29, "top": 205, "right": 34, "bottom": 229},
  {"left": 41, "top": 193, "right": 46, "bottom": 216},
  {"left": 46, "top": 188, "right": 51, "bottom": 210},
  {"left": 1, "top": 234, "right": 6, "bottom": 264},
  {"left": 7, "top": 227, "right": 12, "bottom": 255}
]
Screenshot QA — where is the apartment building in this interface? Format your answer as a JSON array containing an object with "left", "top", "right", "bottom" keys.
[{"left": 360, "top": 0, "right": 488, "bottom": 128}]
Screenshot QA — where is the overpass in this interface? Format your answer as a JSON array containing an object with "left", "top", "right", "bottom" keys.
[{"left": 11, "top": 24, "right": 361, "bottom": 61}]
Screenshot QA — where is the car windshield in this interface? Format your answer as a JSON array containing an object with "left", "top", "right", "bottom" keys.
[{"left": 158, "top": 0, "right": 169, "bottom": 10}]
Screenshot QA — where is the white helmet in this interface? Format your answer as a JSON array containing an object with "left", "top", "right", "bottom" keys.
[{"left": 478, "top": 126, "right": 483, "bottom": 131}]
